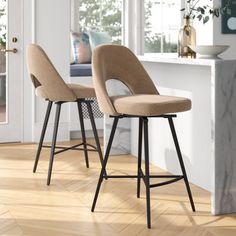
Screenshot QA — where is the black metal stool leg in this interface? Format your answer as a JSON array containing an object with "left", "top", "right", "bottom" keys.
[
  {"left": 137, "top": 117, "right": 143, "bottom": 198},
  {"left": 86, "top": 101, "right": 107, "bottom": 177},
  {"left": 91, "top": 117, "right": 119, "bottom": 212},
  {"left": 77, "top": 100, "right": 89, "bottom": 168},
  {"left": 168, "top": 117, "right": 196, "bottom": 212},
  {"left": 47, "top": 102, "right": 62, "bottom": 186},
  {"left": 33, "top": 101, "right": 53, "bottom": 173},
  {"left": 143, "top": 117, "right": 151, "bottom": 228}
]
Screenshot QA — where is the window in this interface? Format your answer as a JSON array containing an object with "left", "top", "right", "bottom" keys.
[
  {"left": 144, "top": 0, "right": 181, "bottom": 53},
  {"left": 77, "top": 0, "right": 123, "bottom": 45},
  {"left": 0, "top": 0, "right": 6, "bottom": 49}
]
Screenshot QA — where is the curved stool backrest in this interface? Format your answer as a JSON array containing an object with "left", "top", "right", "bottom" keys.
[
  {"left": 92, "top": 45, "right": 159, "bottom": 116},
  {"left": 26, "top": 44, "right": 76, "bottom": 102}
]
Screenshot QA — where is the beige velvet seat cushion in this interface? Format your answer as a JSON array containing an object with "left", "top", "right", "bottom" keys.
[
  {"left": 36, "top": 83, "right": 96, "bottom": 101},
  {"left": 110, "top": 94, "right": 191, "bottom": 116},
  {"left": 67, "top": 84, "right": 96, "bottom": 98}
]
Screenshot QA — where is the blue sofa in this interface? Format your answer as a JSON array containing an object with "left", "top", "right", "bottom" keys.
[{"left": 70, "top": 63, "right": 92, "bottom": 77}]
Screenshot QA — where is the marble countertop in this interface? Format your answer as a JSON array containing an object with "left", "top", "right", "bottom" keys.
[{"left": 138, "top": 54, "right": 236, "bottom": 67}]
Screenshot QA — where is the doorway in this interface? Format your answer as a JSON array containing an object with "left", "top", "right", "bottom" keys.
[{"left": 0, "top": 0, "right": 23, "bottom": 142}]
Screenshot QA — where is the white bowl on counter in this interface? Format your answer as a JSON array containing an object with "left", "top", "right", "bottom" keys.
[{"left": 189, "top": 45, "right": 229, "bottom": 59}]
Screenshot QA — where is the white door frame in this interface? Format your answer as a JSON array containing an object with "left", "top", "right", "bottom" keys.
[
  {"left": 0, "top": 0, "right": 24, "bottom": 142},
  {"left": 20, "top": 0, "right": 35, "bottom": 143},
  {"left": 22, "top": 0, "right": 71, "bottom": 143}
]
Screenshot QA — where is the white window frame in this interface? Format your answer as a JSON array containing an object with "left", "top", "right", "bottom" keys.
[
  {"left": 137, "top": 0, "right": 185, "bottom": 55},
  {"left": 71, "top": 0, "right": 125, "bottom": 45},
  {"left": 71, "top": 0, "right": 185, "bottom": 55},
  {"left": 71, "top": 0, "right": 80, "bottom": 32},
  {"left": 123, "top": 0, "right": 144, "bottom": 54}
]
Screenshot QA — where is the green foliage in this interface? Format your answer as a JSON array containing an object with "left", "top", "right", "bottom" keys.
[
  {"left": 144, "top": 0, "right": 161, "bottom": 53},
  {"left": 144, "top": 0, "right": 178, "bottom": 53},
  {"left": 145, "top": 34, "right": 177, "bottom": 53},
  {"left": 79, "top": 0, "right": 177, "bottom": 53},
  {"left": 79, "top": 0, "right": 122, "bottom": 44},
  {"left": 181, "top": 0, "right": 232, "bottom": 24},
  {"left": 0, "top": 0, "right": 6, "bottom": 48}
]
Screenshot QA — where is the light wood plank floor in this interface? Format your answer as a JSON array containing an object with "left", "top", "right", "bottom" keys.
[{"left": 0, "top": 140, "right": 235, "bottom": 236}]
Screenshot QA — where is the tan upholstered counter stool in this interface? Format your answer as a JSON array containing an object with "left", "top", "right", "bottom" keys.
[
  {"left": 91, "top": 45, "right": 195, "bottom": 228},
  {"left": 26, "top": 44, "right": 104, "bottom": 185}
]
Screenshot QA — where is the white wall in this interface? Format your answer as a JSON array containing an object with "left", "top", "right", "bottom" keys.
[
  {"left": 213, "top": 0, "right": 236, "bottom": 58},
  {"left": 22, "top": 0, "right": 34, "bottom": 141},
  {"left": 34, "top": 0, "right": 71, "bottom": 142},
  {"left": 192, "top": 0, "right": 236, "bottom": 58},
  {"left": 23, "top": 0, "right": 71, "bottom": 142},
  {"left": 193, "top": 16, "right": 214, "bottom": 45}
]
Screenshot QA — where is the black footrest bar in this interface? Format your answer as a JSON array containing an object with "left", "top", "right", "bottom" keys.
[
  {"left": 149, "top": 176, "right": 184, "bottom": 188},
  {"left": 42, "top": 143, "right": 98, "bottom": 155},
  {"left": 104, "top": 175, "right": 138, "bottom": 179},
  {"left": 86, "top": 143, "right": 97, "bottom": 150},
  {"left": 103, "top": 174, "right": 184, "bottom": 181},
  {"left": 54, "top": 148, "right": 98, "bottom": 155}
]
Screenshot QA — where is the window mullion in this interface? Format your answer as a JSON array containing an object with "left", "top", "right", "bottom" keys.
[
  {"left": 121, "top": 0, "right": 125, "bottom": 45},
  {"left": 161, "top": 0, "right": 164, "bottom": 53},
  {"left": 100, "top": 0, "right": 103, "bottom": 30},
  {"left": 143, "top": 0, "right": 181, "bottom": 55},
  {"left": 138, "top": 0, "right": 145, "bottom": 55}
]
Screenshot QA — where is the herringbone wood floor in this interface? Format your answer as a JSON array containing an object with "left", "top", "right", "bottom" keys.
[{"left": 0, "top": 140, "right": 235, "bottom": 235}]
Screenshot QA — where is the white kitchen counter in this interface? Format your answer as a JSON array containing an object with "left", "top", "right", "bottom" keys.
[
  {"left": 138, "top": 55, "right": 216, "bottom": 66},
  {"left": 105, "top": 55, "right": 236, "bottom": 216}
]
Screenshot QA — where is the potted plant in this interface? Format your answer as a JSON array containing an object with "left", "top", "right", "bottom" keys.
[
  {"left": 178, "top": 0, "right": 232, "bottom": 58},
  {"left": 181, "top": 0, "right": 232, "bottom": 24}
]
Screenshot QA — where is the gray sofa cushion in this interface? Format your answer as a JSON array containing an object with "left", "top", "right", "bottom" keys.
[{"left": 70, "top": 63, "right": 92, "bottom": 77}]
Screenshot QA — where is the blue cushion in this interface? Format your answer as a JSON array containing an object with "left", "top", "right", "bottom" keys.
[
  {"left": 70, "top": 63, "right": 92, "bottom": 77},
  {"left": 70, "top": 31, "right": 92, "bottom": 64},
  {"left": 88, "top": 31, "right": 112, "bottom": 51}
]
